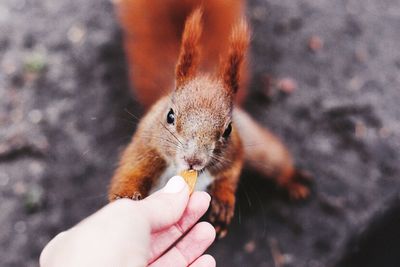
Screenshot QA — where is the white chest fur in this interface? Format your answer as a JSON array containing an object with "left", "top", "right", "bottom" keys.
[{"left": 150, "top": 164, "right": 214, "bottom": 194}]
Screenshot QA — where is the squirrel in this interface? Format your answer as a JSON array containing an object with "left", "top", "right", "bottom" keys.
[{"left": 109, "top": 0, "right": 311, "bottom": 238}]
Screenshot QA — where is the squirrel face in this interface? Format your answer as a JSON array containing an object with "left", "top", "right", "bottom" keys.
[
  {"left": 154, "top": 8, "right": 249, "bottom": 172},
  {"left": 162, "top": 76, "right": 233, "bottom": 171}
]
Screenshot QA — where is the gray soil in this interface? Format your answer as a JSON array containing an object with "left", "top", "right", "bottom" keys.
[{"left": 1, "top": 0, "right": 400, "bottom": 266}]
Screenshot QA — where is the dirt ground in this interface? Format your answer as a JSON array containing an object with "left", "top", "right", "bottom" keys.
[{"left": 1, "top": 0, "right": 400, "bottom": 266}]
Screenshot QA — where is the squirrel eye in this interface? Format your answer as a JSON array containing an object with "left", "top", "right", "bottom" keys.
[
  {"left": 167, "top": 109, "right": 175, "bottom": 124},
  {"left": 222, "top": 123, "right": 232, "bottom": 139}
]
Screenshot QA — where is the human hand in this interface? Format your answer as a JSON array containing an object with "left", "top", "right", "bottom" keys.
[{"left": 40, "top": 176, "right": 216, "bottom": 267}]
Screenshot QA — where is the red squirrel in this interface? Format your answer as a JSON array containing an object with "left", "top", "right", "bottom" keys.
[{"left": 109, "top": 0, "right": 311, "bottom": 238}]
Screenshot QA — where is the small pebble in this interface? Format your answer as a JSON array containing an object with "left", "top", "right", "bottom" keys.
[
  {"left": 13, "top": 181, "right": 27, "bottom": 195},
  {"left": 277, "top": 78, "right": 297, "bottom": 94},
  {"left": 355, "top": 48, "right": 368, "bottom": 63},
  {"left": 348, "top": 76, "right": 363, "bottom": 91},
  {"left": 308, "top": 35, "right": 324, "bottom": 52},
  {"left": 355, "top": 121, "right": 366, "bottom": 138},
  {"left": 28, "top": 109, "right": 43, "bottom": 124},
  {"left": 379, "top": 127, "right": 391, "bottom": 138},
  {"left": 24, "top": 53, "right": 46, "bottom": 73},
  {"left": 244, "top": 240, "right": 256, "bottom": 253},
  {"left": 24, "top": 185, "right": 44, "bottom": 213},
  {"left": 67, "top": 24, "right": 86, "bottom": 44},
  {"left": 29, "top": 161, "right": 44, "bottom": 176}
]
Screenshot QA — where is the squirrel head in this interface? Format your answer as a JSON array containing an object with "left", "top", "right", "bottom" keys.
[{"left": 160, "top": 8, "right": 249, "bottom": 171}]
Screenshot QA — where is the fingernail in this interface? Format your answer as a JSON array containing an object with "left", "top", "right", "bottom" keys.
[
  {"left": 163, "top": 176, "right": 186, "bottom": 193},
  {"left": 204, "top": 192, "right": 212, "bottom": 203}
]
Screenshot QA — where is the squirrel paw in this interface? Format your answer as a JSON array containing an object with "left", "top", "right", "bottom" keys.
[
  {"left": 208, "top": 198, "right": 234, "bottom": 239},
  {"left": 113, "top": 192, "right": 142, "bottom": 201}
]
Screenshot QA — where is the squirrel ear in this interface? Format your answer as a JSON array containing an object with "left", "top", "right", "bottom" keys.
[
  {"left": 219, "top": 19, "right": 250, "bottom": 95},
  {"left": 175, "top": 8, "right": 203, "bottom": 88}
]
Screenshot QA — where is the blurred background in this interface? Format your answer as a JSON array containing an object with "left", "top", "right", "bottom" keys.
[{"left": 1, "top": 0, "right": 400, "bottom": 266}]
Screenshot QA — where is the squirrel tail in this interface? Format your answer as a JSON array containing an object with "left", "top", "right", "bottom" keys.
[
  {"left": 234, "top": 108, "right": 295, "bottom": 186},
  {"left": 115, "top": 0, "right": 246, "bottom": 109},
  {"left": 234, "top": 107, "right": 311, "bottom": 199}
]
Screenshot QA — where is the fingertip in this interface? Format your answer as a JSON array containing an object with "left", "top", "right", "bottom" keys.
[
  {"left": 162, "top": 175, "right": 188, "bottom": 194},
  {"left": 196, "top": 221, "right": 216, "bottom": 243},
  {"left": 191, "top": 191, "right": 211, "bottom": 204},
  {"left": 200, "top": 191, "right": 211, "bottom": 203},
  {"left": 40, "top": 231, "right": 68, "bottom": 266},
  {"left": 190, "top": 254, "right": 216, "bottom": 267},
  {"left": 202, "top": 254, "right": 217, "bottom": 267}
]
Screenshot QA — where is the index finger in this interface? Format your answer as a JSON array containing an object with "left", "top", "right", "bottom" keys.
[{"left": 148, "top": 191, "right": 211, "bottom": 263}]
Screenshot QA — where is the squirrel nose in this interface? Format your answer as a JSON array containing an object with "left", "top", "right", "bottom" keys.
[{"left": 184, "top": 156, "right": 204, "bottom": 170}]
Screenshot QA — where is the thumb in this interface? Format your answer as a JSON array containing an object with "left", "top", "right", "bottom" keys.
[{"left": 141, "top": 176, "right": 190, "bottom": 231}]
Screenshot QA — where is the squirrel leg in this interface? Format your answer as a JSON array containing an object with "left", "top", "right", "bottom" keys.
[
  {"left": 108, "top": 143, "right": 166, "bottom": 202},
  {"left": 233, "top": 107, "right": 311, "bottom": 200},
  {"left": 208, "top": 159, "right": 243, "bottom": 239}
]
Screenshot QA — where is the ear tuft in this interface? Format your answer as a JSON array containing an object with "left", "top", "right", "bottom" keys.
[
  {"left": 219, "top": 19, "right": 250, "bottom": 95},
  {"left": 175, "top": 8, "right": 203, "bottom": 88}
]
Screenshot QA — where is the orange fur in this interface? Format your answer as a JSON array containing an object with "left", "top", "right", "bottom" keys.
[
  {"left": 219, "top": 20, "right": 250, "bottom": 95},
  {"left": 175, "top": 8, "right": 203, "bottom": 88},
  {"left": 115, "top": 0, "right": 247, "bottom": 108},
  {"left": 109, "top": 145, "right": 166, "bottom": 200},
  {"left": 111, "top": 1, "right": 311, "bottom": 237},
  {"left": 234, "top": 108, "right": 310, "bottom": 199}
]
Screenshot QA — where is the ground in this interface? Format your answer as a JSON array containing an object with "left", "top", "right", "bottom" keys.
[{"left": 1, "top": 0, "right": 400, "bottom": 266}]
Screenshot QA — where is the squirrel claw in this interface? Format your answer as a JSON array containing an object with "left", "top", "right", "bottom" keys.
[
  {"left": 113, "top": 192, "right": 142, "bottom": 201},
  {"left": 208, "top": 198, "right": 234, "bottom": 239},
  {"left": 287, "top": 169, "right": 313, "bottom": 200},
  {"left": 288, "top": 183, "right": 310, "bottom": 200},
  {"left": 214, "top": 225, "right": 228, "bottom": 239},
  {"left": 131, "top": 192, "right": 142, "bottom": 200}
]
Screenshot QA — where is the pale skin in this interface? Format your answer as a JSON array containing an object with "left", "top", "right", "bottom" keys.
[{"left": 40, "top": 176, "right": 216, "bottom": 267}]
